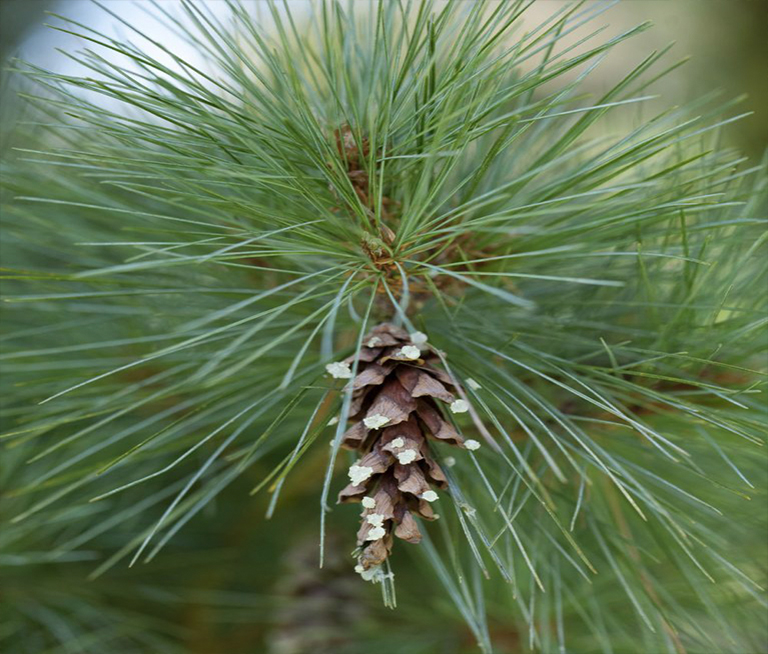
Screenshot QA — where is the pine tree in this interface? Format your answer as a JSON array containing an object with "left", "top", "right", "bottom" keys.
[{"left": 1, "top": 2, "right": 766, "bottom": 653}]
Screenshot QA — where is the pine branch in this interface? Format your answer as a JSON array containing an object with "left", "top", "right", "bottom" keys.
[{"left": 1, "top": 1, "right": 766, "bottom": 652}]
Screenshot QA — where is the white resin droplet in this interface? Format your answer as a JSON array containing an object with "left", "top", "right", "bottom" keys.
[
  {"left": 450, "top": 399, "right": 469, "bottom": 414},
  {"left": 396, "top": 449, "right": 418, "bottom": 465},
  {"left": 398, "top": 345, "right": 421, "bottom": 360},
  {"left": 363, "top": 414, "right": 390, "bottom": 429},
  {"left": 421, "top": 490, "right": 438, "bottom": 502},
  {"left": 366, "top": 526, "right": 386, "bottom": 541},
  {"left": 326, "top": 361, "right": 352, "bottom": 379},
  {"left": 348, "top": 465, "right": 374, "bottom": 485}
]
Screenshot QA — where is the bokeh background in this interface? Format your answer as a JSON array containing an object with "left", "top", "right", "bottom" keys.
[
  {"left": 1, "top": 2, "right": 766, "bottom": 653},
  {"left": 3, "top": 0, "right": 767, "bottom": 158}
]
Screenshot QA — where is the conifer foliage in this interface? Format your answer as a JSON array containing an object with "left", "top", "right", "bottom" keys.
[{"left": 1, "top": 1, "right": 766, "bottom": 653}]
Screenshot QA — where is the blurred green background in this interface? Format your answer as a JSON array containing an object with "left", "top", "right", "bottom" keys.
[{"left": 3, "top": 0, "right": 766, "bottom": 157}]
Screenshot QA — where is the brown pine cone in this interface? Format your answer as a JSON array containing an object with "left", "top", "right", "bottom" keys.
[{"left": 330, "top": 323, "right": 477, "bottom": 575}]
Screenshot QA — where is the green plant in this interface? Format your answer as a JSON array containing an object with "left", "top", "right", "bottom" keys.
[{"left": 1, "top": 1, "right": 766, "bottom": 652}]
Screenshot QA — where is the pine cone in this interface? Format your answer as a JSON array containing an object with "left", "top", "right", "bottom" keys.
[{"left": 333, "top": 324, "right": 474, "bottom": 574}]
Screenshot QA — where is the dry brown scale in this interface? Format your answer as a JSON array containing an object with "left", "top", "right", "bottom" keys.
[{"left": 331, "top": 323, "right": 475, "bottom": 577}]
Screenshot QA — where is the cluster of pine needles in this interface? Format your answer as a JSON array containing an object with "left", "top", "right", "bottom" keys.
[{"left": 1, "top": 1, "right": 766, "bottom": 652}]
